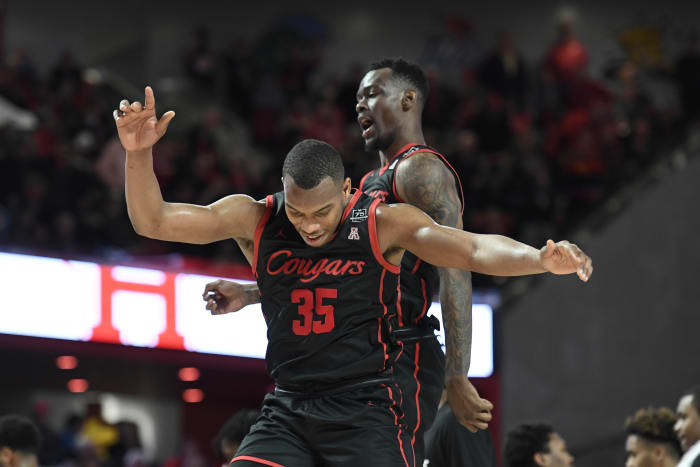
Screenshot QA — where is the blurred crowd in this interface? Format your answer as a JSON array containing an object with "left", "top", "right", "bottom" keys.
[
  {"left": 2, "top": 385, "right": 699, "bottom": 466},
  {"left": 0, "top": 399, "right": 259, "bottom": 467},
  {"left": 2, "top": 16, "right": 700, "bottom": 287}
]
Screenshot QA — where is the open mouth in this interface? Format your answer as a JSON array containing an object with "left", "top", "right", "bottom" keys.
[
  {"left": 358, "top": 116, "right": 375, "bottom": 139},
  {"left": 304, "top": 233, "right": 324, "bottom": 245}
]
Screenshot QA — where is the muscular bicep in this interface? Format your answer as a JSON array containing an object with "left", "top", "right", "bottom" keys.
[
  {"left": 377, "top": 203, "right": 475, "bottom": 270},
  {"left": 153, "top": 195, "right": 265, "bottom": 244},
  {"left": 394, "top": 153, "right": 462, "bottom": 228}
]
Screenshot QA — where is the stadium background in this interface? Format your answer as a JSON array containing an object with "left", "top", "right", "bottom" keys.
[{"left": 1, "top": 0, "right": 699, "bottom": 465}]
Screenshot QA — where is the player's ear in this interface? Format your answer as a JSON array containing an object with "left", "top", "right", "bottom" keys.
[
  {"left": 342, "top": 177, "right": 352, "bottom": 199},
  {"left": 401, "top": 90, "right": 417, "bottom": 111},
  {"left": 652, "top": 445, "right": 665, "bottom": 461}
]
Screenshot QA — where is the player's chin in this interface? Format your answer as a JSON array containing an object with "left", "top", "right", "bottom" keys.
[{"left": 364, "top": 135, "right": 380, "bottom": 152}]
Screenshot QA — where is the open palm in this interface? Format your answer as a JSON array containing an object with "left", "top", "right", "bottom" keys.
[{"left": 113, "top": 86, "right": 175, "bottom": 152}]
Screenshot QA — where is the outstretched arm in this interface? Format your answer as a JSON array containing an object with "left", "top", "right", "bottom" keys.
[
  {"left": 114, "top": 87, "right": 264, "bottom": 244},
  {"left": 394, "top": 153, "right": 491, "bottom": 431},
  {"left": 376, "top": 203, "right": 593, "bottom": 280}
]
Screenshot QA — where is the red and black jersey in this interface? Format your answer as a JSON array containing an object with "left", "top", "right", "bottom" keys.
[
  {"left": 253, "top": 190, "right": 402, "bottom": 392},
  {"left": 359, "top": 143, "right": 465, "bottom": 327}
]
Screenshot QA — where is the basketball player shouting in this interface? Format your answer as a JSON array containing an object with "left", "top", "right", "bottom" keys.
[
  {"left": 207, "top": 58, "right": 491, "bottom": 465},
  {"left": 114, "top": 87, "right": 592, "bottom": 466}
]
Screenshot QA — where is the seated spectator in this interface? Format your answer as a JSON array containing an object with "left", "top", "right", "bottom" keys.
[
  {"left": 625, "top": 406, "right": 681, "bottom": 466},
  {"left": 424, "top": 389, "right": 497, "bottom": 467},
  {"left": 504, "top": 423, "right": 574, "bottom": 467},
  {"left": 0, "top": 414, "right": 41, "bottom": 467},
  {"left": 675, "top": 386, "right": 700, "bottom": 466}
]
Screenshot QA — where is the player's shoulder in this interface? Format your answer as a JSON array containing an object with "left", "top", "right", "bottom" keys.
[
  {"left": 213, "top": 193, "right": 267, "bottom": 213},
  {"left": 374, "top": 201, "right": 422, "bottom": 223},
  {"left": 395, "top": 150, "right": 454, "bottom": 183}
]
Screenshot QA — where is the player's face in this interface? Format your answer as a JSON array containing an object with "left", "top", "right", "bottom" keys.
[
  {"left": 283, "top": 176, "right": 352, "bottom": 247},
  {"left": 675, "top": 395, "right": 700, "bottom": 452},
  {"left": 356, "top": 68, "right": 402, "bottom": 152},
  {"left": 538, "top": 433, "right": 574, "bottom": 467},
  {"left": 625, "top": 434, "right": 655, "bottom": 467}
]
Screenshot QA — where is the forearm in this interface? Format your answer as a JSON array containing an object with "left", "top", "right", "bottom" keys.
[
  {"left": 439, "top": 267, "right": 472, "bottom": 379},
  {"left": 469, "top": 233, "right": 546, "bottom": 276},
  {"left": 124, "top": 148, "right": 166, "bottom": 237}
]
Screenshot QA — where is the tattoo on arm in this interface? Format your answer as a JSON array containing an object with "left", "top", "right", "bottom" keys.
[
  {"left": 439, "top": 268, "right": 472, "bottom": 377},
  {"left": 396, "top": 154, "right": 473, "bottom": 377}
]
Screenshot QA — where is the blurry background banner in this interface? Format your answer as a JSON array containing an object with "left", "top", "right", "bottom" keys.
[{"left": 0, "top": 251, "right": 494, "bottom": 377}]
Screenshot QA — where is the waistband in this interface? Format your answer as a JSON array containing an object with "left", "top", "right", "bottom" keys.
[{"left": 274, "top": 376, "right": 394, "bottom": 398}]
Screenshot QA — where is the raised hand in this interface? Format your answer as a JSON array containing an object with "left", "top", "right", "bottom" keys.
[
  {"left": 446, "top": 376, "right": 494, "bottom": 432},
  {"left": 202, "top": 279, "right": 259, "bottom": 315},
  {"left": 540, "top": 239, "right": 593, "bottom": 281},
  {"left": 113, "top": 86, "right": 175, "bottom": 152}
]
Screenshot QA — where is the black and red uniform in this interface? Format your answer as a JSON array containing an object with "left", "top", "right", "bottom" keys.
[
  {"left": 359, "top": 143, "right": 465, "bottom": 466},
  {"left": 233, "top": 190, "right": 414, "bottom": 467}
]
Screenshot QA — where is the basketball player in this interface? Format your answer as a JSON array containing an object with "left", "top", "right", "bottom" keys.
[
  {"left": 205, "top": 58, "right": 490, "bottom": 465},
  {"left": 114, "top": 88, "right": 592, "bottom": 465}
]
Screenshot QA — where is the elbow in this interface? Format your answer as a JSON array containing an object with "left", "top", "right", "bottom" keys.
[
  {"left": 131, "top": 222, "right": 151, "bottom": 238},
  {"left": 130, "top": 216, "right": 159, "bottom": 239}
]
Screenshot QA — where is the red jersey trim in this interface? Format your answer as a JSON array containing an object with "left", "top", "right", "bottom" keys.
[
  {"left": 340, "top": 189, "right": 362, "bottom": 224},
  {"left": 396, "top": 279, "right": 404, "bottom": 327},
  {"left": 377, "top": 269, "right": 389, "bottom": 370},
  {"left": 390, "top": 142, "right": 423, "bottom": 165},
  {"left": 368, "top": 198, "right": 401, "bottom": 274},
  {"left": 410, "top": 258, "right": 422, "bottom": 275},
  {"left": 416, "top": 278, "right": 428, "bottom": 323},
  {"left": 385, "top": 385, "right": 411, "bottom": 467},
  {"left": 411, "top": 342, "right": 422, "bottom": 449},
  {"left": 252, "top": 195, "right": 274, "bottom": 278},
  {"left": 378, "top": 142, "right": 420, "bottom": 176},
  {"left": 329, "top": 189, "right": 362, "bottom": 242},
  {"left": 230, "top": 455, "right": 285, "bottom": 467},
  {"left": 358, "top": 171, "right": 372, "bottom": 191}
]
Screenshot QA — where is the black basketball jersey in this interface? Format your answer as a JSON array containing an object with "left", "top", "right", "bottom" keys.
[
  {"left": 359, "top": 143, "right": 465, "bottom": 327},
  {"left": 253, "top": 190, "right": 402, "bottom": 391}
]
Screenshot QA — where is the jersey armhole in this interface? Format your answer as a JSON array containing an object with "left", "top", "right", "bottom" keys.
[
  {"left": 390, "top": 159, "right": 406, "bottom": 203},
  {"left": 252, "top": 195, "right": 274, "bottom": 278},
  {"left": 359, "top": 170, "right": 372, "bottom": 192},
  {"left": 368, "top": 198, "right": 401, "bottom": 274}
]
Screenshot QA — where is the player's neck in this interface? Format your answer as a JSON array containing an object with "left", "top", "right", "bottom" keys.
[{"left": 378, "top": 129, "right": 426, "bottom": 166}]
